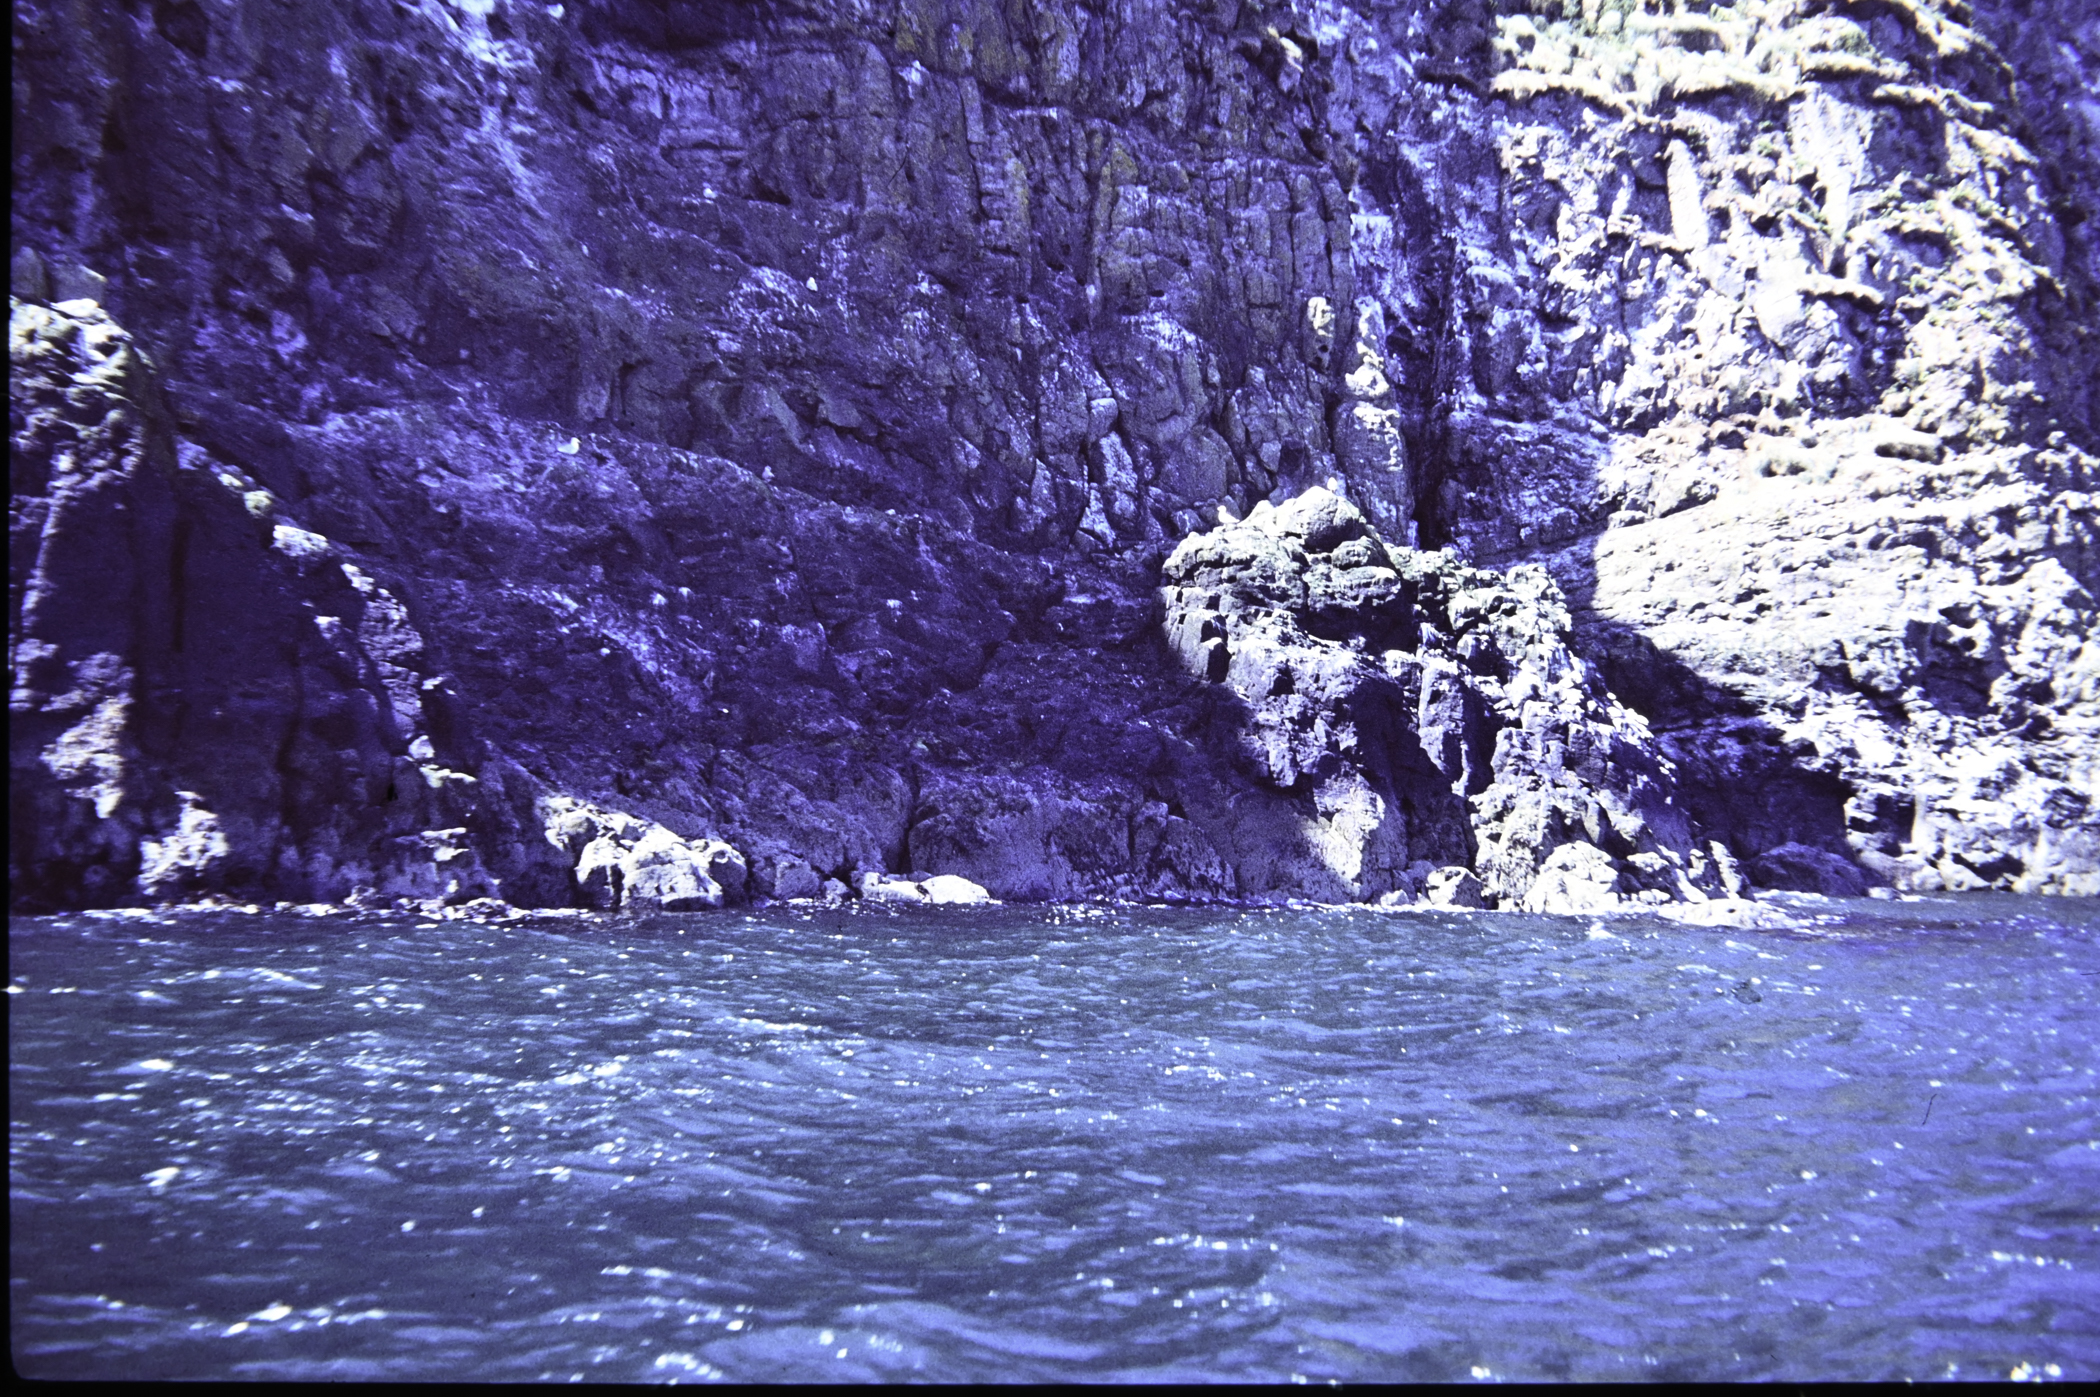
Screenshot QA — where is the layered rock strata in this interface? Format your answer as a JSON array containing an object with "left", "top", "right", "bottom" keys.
[{"left": 10, "top": 0, "right": 2097, "bottom": 909}]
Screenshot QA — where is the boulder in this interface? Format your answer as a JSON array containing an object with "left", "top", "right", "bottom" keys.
[
  {"left": 1747, "top": 843, "right": 1871, "bottom": 898},
  {"left": 624, "top": 859, "right": 725, "bottom": 911},
  {"left": 574, "top": 835, "right": 628, "bottom": 911},
  {"left": 764, "top": 856, "right": 823, "bottom": 901},
  {"left": 860, "top": 873, "right": 927, "bottom": 903},
  {"left": 1423, "top": 866, "right": 1490, "bottom": 909},
  {"left": 921, "top": 874, "right": 994, "bottom": 905},
  {"left": 623, "top": 827, "right": 727, "bottom": 911},
  {"left": 698, "top": 841, "right": 749, "bottom": 903},
  {"left": 1521, "top": 841, "right": 1628, "bottom": 915},
  {"left": 545, "top": 796, "right": 746, "bottom": 911}
]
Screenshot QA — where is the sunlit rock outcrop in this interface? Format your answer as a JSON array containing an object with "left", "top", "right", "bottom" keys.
[
  {"left": 9, "top": 0, "right": 2095, "bottom": 907},
  {"left": 1161, "top": 487, "right": 1736, "bottom": 908}
]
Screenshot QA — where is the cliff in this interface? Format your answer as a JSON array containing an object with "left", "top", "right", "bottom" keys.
[{"left": 11, "top": 0, "right": 2097, "bottom": 911}]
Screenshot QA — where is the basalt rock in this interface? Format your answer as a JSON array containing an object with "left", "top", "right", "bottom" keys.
[{"left": 9, "top": 0, "right": 2097, "bottom": 909}]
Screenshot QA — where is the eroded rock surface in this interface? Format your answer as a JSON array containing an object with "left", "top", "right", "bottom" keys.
[
  {"left": 1162, "top": 487, "right": 1733, "bottom": 908},
  {"left": 10, "top": 296, "right": 569, "bottom": 908},
  {"left": 9, "top": 0, "right": 2096, "bottom": 908}
]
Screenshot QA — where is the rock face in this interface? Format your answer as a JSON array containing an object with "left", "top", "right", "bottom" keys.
[
  {"left": 9, "top": 0, "right": 2096, "bottom": 909},
  {"left": 10, "top": 296, "right": 568, "bottom": 908}
]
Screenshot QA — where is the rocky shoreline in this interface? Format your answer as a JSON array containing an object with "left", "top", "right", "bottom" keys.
[
  {"left": 42, "top": 882, "right": 1898, "bottom": 937},
  {"left": 12, "top": 0, "right": 2097, "bottom": 914}
]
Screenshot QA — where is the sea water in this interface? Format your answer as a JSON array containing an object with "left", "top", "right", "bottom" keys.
[{"left": 10, "top": 895, "right": 2097, "bottom": 1382}]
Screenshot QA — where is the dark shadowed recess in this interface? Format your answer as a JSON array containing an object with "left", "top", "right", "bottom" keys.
[
  {"left": 579, "top": 0, "right": 835, "bottom": 48},
  {"left": 1576, "top": 606, "right": 1869, "bottom": 874}
]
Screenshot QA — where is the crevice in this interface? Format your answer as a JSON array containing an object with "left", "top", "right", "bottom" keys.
[{"left": 168, "top": 514, "right": 191, "bottom": 653}]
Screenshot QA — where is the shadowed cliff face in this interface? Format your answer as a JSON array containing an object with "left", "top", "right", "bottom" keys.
[{"left": 9, "top": 0, "right": 2097, "bottom": 909}]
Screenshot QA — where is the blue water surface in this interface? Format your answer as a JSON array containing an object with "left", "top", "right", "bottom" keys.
[{"left": 10, "top": 894, "right": 2098, "bottom": 1382}]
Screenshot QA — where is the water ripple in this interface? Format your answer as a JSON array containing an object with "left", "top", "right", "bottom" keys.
[{"left": 11, "top": 896, "right": 2098, "bottom": 1381}]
